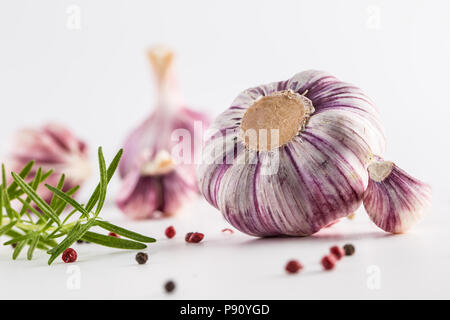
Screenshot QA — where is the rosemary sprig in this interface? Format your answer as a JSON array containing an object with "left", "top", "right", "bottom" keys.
[{"left": 0, "top": 147, "right": 156, "bottom": 265}]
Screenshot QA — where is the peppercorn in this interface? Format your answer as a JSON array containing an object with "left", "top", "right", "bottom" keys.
[
  {"left": 343, "top": 244, "right": 355, "bottom": 256},
  {"left": 285, "top": 260, "right": 303, "bottom": 274},
  {"left": 330, "top": 246, "right": 345, "bottom": 260},
  {"left": 164, "top": 280, "right": 176, "bottom": 293},
  {"left": 321, "top": 255, "right": 336, "bottom": 270},
  {"left": 135, "top": 252, "right": 148, "bottom": 265},
  {"left": 11, "top": 243, "right": 17, "bottom": 249},
  {"left": 62, "top": 248, "right": 77, "bottom": 263},
  {"left": 222, "top": 228, "right": 234, "bottom": 234},
  {"left": 165, "top": 226, "right": 176, "bottom": 239},
  {"left": 185, "top": 232, "right": 204, "bottom": 243},
  {"left": 109, "top": 232, "right": 120, "bottom": 238}
]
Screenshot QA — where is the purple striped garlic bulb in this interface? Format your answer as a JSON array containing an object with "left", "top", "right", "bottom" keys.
[
  {"left": 363, "top": 158, "right": 431, "bottom": 233},
  {"left": 117, "top": 46, "right": 210, "bottom": 219},
  {"left": 198, "top": 70, "right": 385, "bottom": 237},
  {"left": 9, "top": 123, "right": 90, "bottom": 202}
]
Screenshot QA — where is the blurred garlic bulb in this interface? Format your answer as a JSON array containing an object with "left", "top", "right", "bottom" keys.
[
  {"left": 9, "top": 123, "right": 90, "bottom": 202},
  {"left": 117, "top": 46, "right": 210, "bottom": 219},
  {"left": 198, "top": 70, "right": 385, "bottom": 237},
  {"left": 363, "top": 158, "right": 431, "bottom": 233}
]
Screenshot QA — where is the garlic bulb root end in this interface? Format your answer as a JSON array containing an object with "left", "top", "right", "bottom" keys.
[{"left": 239, "top": 90, "right": 314, "bottom": 151}]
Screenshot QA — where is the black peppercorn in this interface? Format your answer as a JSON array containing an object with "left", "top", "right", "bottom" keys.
[
  {"left": 135, "top": 252, "right": 148, "bottom": 265},
  {"left": 343, "top": 244, "right": 355, "bottom": 256},
  {"left": 164, "top": 280, "right": 176, "bottom": 293},
  {"left": 11, "top": 243, "right": 17, "bottom": 249}
]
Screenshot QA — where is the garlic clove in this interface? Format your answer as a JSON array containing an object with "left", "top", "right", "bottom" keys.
[
  {"left": 117, "top": 46, "right": 209, "bottom": 219},
  {"left": 8, "top": 123, "right": 90, "bottom": 202},
  {"left": 363, "top": 158, "right": 431, "bottom": 233}
]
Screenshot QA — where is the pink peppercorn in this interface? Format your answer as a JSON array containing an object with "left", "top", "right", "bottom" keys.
[
  {"left": 62, "top": 248, "right": 77, "bottom": 263},
  {"left": 109, "top": 232, "right": 120, "bottom": 238},
  {"left": 285, "top": 260, "right": 303, "bottom": 274},
  {"left": 185, "top": 232, "right": 204, "bottom": 243},
  {"left": 321, "top": 255, "right": 337, "bottom": 271},
  {"left": 330, "top": 246, "right": 345, "bottom": 260},
  {"left": 165, "top": 226, "right": 176, "bottom": 239}
]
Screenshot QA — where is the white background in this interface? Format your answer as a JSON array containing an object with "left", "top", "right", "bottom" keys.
[{"left": 0, "top": 0, "right": 449, "bottom": 300}]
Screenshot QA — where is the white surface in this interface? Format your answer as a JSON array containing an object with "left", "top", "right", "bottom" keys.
[
  {"left": 0, "top": 0, "right": 450, "bottom": 299},
  {"left": 1, "top": 199, "right": 449, "bottom": 300}
]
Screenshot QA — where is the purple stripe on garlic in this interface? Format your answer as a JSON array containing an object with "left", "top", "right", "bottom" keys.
[
  {"left": 8, "top": 123, "right": 90, "bottom": 202},
  {"left": 117, "top": 46, "right": 210, "bottom": 219},
  {"left": 363, "top": 158, "right": 432, "bottom": 233},
  {"left": 198, "top": 70, "right": 385, "bottom": 237}
]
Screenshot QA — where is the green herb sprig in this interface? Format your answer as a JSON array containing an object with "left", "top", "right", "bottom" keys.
[{"left": 0, "top": 147, "right": 156, "bottom": 265}]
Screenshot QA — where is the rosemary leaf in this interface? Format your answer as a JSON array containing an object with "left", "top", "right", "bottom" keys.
[
  {"left": 9, "top": 169, "right": 54, "bottom": 200},
  {"left": 54, "top": 185, "right": 80, "bottom": 216},
  {"left": 12, "top": 240, "right": 28, "bottom": 260},
  {"left": 82, "top": 231, "right": 147, "bottom": 250},
  {"left": 85, "top": 149, "right": 123, "bottom": 212},
  {"left": 95, "top": 220, "right": 156, "bottom": 243},
  {"left": 95, "top": 147, "right": 108, "bottom": 216},
  {"left": 1, "top": 163, "right": 7, "bottom": 189},
  {"left": 6, "top": 160, "right": 34, "bottom": 196},
  {"left": 50, "top": 174, "right": 65, "bottom": 209},
  {"left": 45, "top": 184, "right": 89, "bottom": 218},
  {"left": 2, "top": 184, "right": 16, "bottom": 219},
  {"left": 4, "top": 232, "right": 39, "bottom": 246},
  {"left": 19, "top": 167, "right": 42, "bottom": 217},
  {"left": 11, "top": 172, "right": 61, "bottom": 226},
  {"left": 27, "top": 235, "right": 40, "bottom": 260},
  {"left": 0, "top": 188, "right": 3, "bottom": 225},
  {"left": 16, "top": 197, "right": 45, "bottom": 221},
  {"left": 0, "top": 220, "right": 18, "bottom": 236}
]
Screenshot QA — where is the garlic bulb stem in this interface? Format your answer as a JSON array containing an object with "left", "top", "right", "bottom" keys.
[{"left": 147, "top": 46, "right": 182, "bottom": 111}]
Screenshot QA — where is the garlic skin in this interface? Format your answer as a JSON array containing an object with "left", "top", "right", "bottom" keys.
[
  {"left": 363, "top": 158, "right": 431, "bottom": 233},
  {"left": 198, "top": 70, "right": 385, "bottom": 237},
  {"left": 117, "top": 46, "right": 209, "bottom": 219},
  {"left": 9, "top": 123, "right": 90, "bottom": 202}
]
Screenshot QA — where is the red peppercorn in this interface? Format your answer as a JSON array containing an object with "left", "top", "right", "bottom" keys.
[
  {"left": 185, "top": 232, "right": 204, "bottom": 243},
  {"left": 62, "top": 248, "right": 77, "bottom": 263},
  {"left": 321, "top": 255, "right": 337, "bottom": 270},
  {"left": 109, "top": 232, "right": 120, "bottom": 238},
  {"left": 330, "top": 246, "right": 345, "bottom": 260},
  {"left": 285, "top": 260, "right": 303, "bottom": 274},
  {"left": 221, "top": 228, "right": 234, "bottom": 234},
  {"left": 165, "top": 226, "right": 176, "bottom": 239}
]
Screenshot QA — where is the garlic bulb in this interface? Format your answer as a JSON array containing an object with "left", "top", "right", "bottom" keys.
[
  {"left": 117, "top": 46, "right": 210, "bottom": 219},
  {"left": 363, "top": 158, "right": 431, "bottom": 233},
  {"left": 198, "top": 70, "right": 385, "bottom": 237},
  {"left": 9, "top": 123, "right": 90, "bottom": 202}
]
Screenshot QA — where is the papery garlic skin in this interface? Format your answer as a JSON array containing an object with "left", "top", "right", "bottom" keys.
[
  {"left": 198, "top": 70, "right": 385, "bottom": 237},
  {"left": 9, "top": 123, "right": 90, "bottom": 202},
  {"left": 117, "top": 46, "right": 209, "bottom": 219},
  {"left": 363, "top": 158, "right": 431, "bottom": 233}
]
